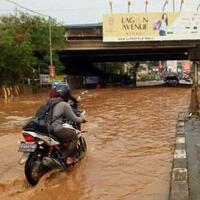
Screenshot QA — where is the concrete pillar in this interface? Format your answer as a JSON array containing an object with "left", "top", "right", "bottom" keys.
[
  {"left": 194, "top": 61, "right": 198, "bottom": 85},
  {"left": 189, "top": 61, "right": 199, "bottom": 114},
  {"left": 197, "top": 61, "right": 200, "bottom": 86},
  {"left": 132, "top": 71, "right": 137, "bottom": 87},
  {"left": 132, "top": 63, "right": 139, "bottom": 87}
]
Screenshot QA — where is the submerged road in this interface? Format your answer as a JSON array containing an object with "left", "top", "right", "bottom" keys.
[{"left": 0, "top": 87, "right": 190, "bottom": 200}]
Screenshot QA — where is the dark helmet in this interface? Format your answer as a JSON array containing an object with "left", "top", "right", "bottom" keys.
[{"left": 55, "top": 83, "right": 71, "bottom": 102}]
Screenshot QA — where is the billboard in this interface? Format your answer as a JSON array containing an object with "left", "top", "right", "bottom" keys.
[
  {"left": 103, "top": 12, "right": 200, "bottom": 42},
  {"left": 182, "top": 60, "right": 192, "bottom": 73}
]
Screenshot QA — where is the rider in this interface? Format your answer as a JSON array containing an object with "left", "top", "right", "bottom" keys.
[
  {"left": 50, "top": 81, "right": 79, "bottom": 107},
  {"left": 51, "top": 84, "right": 86, "bottom": 165}
]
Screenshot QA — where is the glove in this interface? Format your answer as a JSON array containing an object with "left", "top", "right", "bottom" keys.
[{"left": 81, "top": 116, "right": 87, "bottom": 123}]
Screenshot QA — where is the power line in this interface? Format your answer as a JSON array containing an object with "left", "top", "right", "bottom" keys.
[
  {"left": 36, "top": 5, "right": 126, "bottom": 11},
  {"left": 5, "top": 0, "right": 49, "bottom": 17},
  {"left": 2, "top": 2, "right": 126, "bottom": 13}
]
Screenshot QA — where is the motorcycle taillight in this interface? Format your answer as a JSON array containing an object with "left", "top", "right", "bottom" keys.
[{"left": 23, "top": 133, "right": 35, "bottom": 142}]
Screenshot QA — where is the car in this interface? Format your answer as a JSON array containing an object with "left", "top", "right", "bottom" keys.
[{"left": 164, "top": 75, "right": 179, "bottom": 87}]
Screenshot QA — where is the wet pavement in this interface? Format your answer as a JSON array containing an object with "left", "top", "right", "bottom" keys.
[{"left": 0, "top": 87, "right": 190, "bottom": 200}]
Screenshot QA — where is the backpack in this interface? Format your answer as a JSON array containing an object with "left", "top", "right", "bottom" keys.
[{"left": 23, "top": 98, "right": 63, "bottom": 134}]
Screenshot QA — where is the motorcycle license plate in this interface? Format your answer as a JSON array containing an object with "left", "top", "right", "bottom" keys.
[{"left": 18, "top": 141, "right": 37, "bottom": 152}]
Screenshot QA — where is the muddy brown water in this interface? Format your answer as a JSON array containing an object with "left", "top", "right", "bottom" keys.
[{"left": 0, "top": 87, "right": 190, "bottom": 200}]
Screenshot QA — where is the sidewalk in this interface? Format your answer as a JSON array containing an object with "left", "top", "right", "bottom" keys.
[
  {"left": 185, "top": 117, "right": 200, "bottom": 200},
  {"left": 169, "top": 113, "right": 189, "bottom": 200},
  {"left": 169, "top": 115, "right": 200, "bottom": 200}
]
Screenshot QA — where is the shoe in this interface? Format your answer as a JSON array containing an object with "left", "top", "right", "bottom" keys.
[
  {"left": 66, "top": 157, "right": 73, "bottom": 165},
  {"left": 66, "top": 157, "right": 78, "bottom": 165}
]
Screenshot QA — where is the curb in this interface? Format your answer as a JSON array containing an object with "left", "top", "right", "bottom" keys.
[{"left": 169, "top": 112, "right": 189, "bottom": 200}]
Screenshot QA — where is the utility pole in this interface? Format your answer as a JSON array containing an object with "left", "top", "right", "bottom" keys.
[
  {"left": 128, "top": 0, "right": 131, "bottom": 13},
  {"left": 49, "top": 16, "right": 53, "bottom": 67},
  {"left": 162, "top": 0, "right": 168, "bottom": 12},
  {"left": 180, "top": 0, "right": 184, "bottom": 12},
  {"left": 14, "top": 7, "right": 18, "bottom": 16},
  {"left": 197, "top": 3, "right": 200, "bottom": 12},
  {"left": 109, "top": 0, "right": 113, "bottom": 14},
  {"left": 173, "top": 0, "right": 175, "bottom": 12},
  {"left": 145, "top": 0, "right": 148, "bottom": 13}
]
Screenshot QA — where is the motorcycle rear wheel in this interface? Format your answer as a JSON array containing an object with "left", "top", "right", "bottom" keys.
[{"left": 25, "top": 150, "right": 49, "bottom": 185}]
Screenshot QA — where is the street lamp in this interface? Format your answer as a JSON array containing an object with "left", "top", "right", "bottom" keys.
[
  {"left": 197, "top": 3, "right": 200, "bottom": 12},
  {"left": 145, "top": 0, "right": 148, "bottom": 13},
  {"left": 128, "top": 0, "right": 131, "bottom": 13},
  {"left": 6, "top": 0, "right": 53, "bottom": 67},
  {"left": 109, "top": 0, "right": 113, "bottom": 14},
  {"left": 173, "top": 0, "right": 175, "bottom": 12},
  {"left": 180, "top": 0, "right": 184, "bottom": 12},
  {"left": 162, "top": 0, "right": 168, "bottom": 12}
]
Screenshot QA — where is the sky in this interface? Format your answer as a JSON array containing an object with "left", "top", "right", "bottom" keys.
[{"left": 0, "top": 0, "right": 199, "bottom": 25}]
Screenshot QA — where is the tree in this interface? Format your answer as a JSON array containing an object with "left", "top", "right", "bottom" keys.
[
  {"left": 0, "top": 13, "right": 65, "bottom": 86},
  {"left": 0, "top": 25, "right": 35, "bottom": 85}
]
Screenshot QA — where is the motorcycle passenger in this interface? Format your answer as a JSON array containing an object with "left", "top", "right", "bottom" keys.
[
  {"left": 50, "top": 81, "right": 79, "bottom": 108},
  {"left": 51, "top": 84, "right": 85, "bottom": 165}
]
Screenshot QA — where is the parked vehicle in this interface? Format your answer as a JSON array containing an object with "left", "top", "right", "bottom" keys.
[{"left": 164, "top": 75, "right": 179, "bottom": 87}]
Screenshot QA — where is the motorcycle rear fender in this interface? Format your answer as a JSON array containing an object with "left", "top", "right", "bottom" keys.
[{"left": 22, "top": 131, "right": 60, "bottom": 146}]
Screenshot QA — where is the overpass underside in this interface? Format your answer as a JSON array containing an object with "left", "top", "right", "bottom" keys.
[
  {"left": 61, "top": 25, "right": 200, "bottom": 62},
  {"left": 60, "top": 45, "right": 190, "bottom": 62}
]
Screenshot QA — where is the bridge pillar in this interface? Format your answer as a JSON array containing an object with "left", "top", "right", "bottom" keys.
[
  {"left": 132, "top": 63, "right": 139, "bottom": 87},
  {"left": 189, "top": 48, "right": 200, "bottom": 61},
  {"left": 189, "top": 61, "right": 199, "bottom": 114},
  {"left": 194, "top": 61, "right": 200, "bottom": 85}
]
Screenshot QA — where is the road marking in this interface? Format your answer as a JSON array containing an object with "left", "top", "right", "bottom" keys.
[
  {"left": 178, "top": 122, "right": 184, "bottom": 127},
  {"left": 174, "top": 149, "right": 186, "bottom": 159},
  {"left": 172, "top": 168, "right": 187, "bottom": 181},
  {"left": 176, "top": 137, "right": 185, "bottom": 144}
]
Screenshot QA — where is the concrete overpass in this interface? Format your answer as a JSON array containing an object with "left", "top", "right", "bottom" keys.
[{"left": 60, "top": 24, "right": 200, "bottom": 63}]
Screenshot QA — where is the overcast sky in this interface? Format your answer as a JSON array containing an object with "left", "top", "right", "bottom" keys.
[{"left": 0, "top": 0, "right": 199, "bottom": 25}]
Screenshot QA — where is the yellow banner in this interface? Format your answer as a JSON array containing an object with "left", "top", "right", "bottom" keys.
[
  {"left": 48, "top": 75, "right": 65, "bottom": 83},
  {"left": 103, "top": 12, "right": 200, "bottom": 42}
]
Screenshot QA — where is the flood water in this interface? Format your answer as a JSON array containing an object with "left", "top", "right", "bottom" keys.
[{"left": 0, "top": 87, "right": 190, "bottom": 200}]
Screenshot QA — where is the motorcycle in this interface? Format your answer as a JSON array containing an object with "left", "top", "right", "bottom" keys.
[{"left": 18, "top": 99, "right": 87, "bottom": 185}]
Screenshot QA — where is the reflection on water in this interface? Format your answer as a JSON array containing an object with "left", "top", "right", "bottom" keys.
[{"left": 0, "top": 88, "right": 190, "bottom": 200}]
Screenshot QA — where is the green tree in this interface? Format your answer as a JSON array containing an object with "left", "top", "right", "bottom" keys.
[{"left": 0, "top": 13, "right": 65, "bottom": 86}]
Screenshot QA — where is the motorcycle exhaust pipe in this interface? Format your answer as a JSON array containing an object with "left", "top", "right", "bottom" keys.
[{"left": 42, "top": 157, "right": 64, "bottom": 169}]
